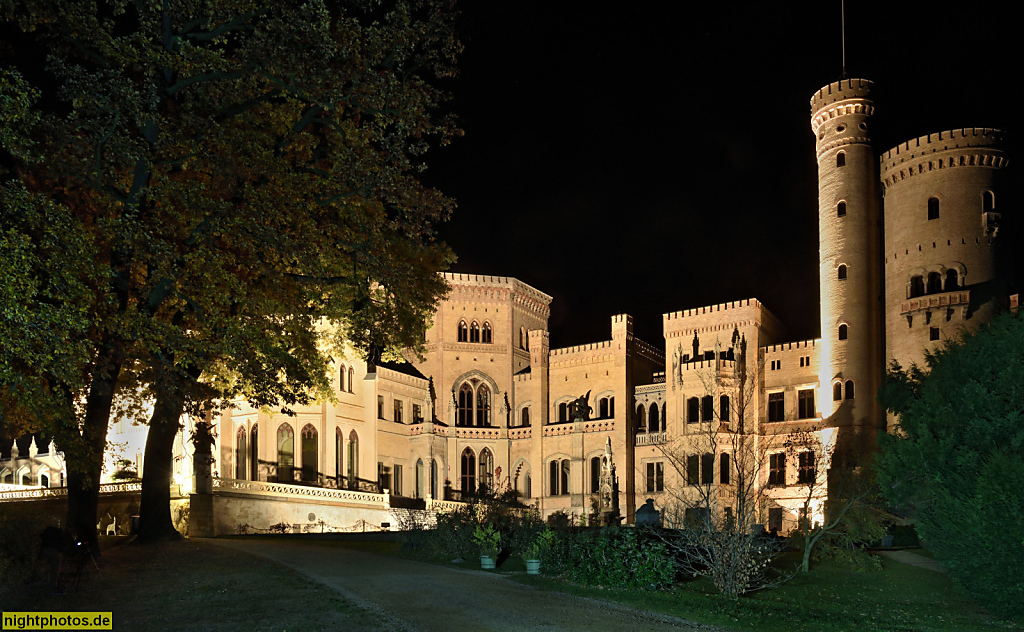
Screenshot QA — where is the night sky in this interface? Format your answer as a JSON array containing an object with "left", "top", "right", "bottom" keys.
[{"left": 424, "top": 2, "right": 1018, "bottom": 349}]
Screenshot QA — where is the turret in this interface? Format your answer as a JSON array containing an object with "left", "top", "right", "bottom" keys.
[{"left": 811, "top": 78, "right": 884, "bottom": 432}]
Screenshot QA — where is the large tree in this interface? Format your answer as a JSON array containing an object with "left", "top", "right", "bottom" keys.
[
  {"left": 877, "top": 310, "right": 1024, "bottom": 622},
  {"left": 0, "top": 0, "right": 459, "bottom": 546}
]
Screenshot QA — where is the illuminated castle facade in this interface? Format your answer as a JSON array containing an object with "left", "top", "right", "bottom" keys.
[{"left": 4, "top": 79, "right": 1009, "bottom": 537}]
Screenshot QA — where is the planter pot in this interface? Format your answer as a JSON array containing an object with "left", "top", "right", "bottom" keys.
[
  {"left": 480, "top": 554, "right": 496, "bottom": 570},
  {"left": 525, "top": 559, "right": 541, "bottom": 575}
]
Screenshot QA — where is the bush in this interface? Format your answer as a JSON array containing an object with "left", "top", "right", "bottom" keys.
[
  {"left": 542, "top": 527, "right": 674, "bottom": 590},
  {"left": 878, "top": 311, "right": 1024, "bottom": 621}
]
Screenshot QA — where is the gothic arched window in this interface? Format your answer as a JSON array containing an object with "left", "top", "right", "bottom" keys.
[
  {"left": 479, "top": 448, "right": 494, "bottom": 493},
  {"left": 458, "top": 320, "right": 469, "bottom": 342},
  {"left": 470, "top": 321, "right": 481, "bottom": 343},
  {"left": 476, "top": 384, "right": 491, "bottom": 427},
  {"left": 301, "top": 424, "right": 318, "bottom": 483},
  {"left": 250, "top": 424, "right": 259, "bottom": 481},
  {"left": 458, "top": 383, "right": 473, "bottom": 426},
  {"left": 482, "top": 322, "right": 492, "bottom": 343},
  {"left": 461, "top": 448, "right": 476, "bottom": 494},
  {"left": 235, "top": 426, "right": 247, "bottom": 480},
  {"left": 649, "top": 403, "right": 660, "bottom": 433},
  {"left": 277, "top": 424, "right": 294, "bottom": 483}
]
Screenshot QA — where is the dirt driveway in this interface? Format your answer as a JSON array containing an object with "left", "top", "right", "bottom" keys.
[{"left": 214, "top": 539, "right": 709, "bottom": 632}]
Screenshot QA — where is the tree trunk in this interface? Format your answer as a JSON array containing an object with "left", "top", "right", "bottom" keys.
[
  {"left": 136, "top": 379, "right": 188, "bottom": 542},
  {"left": 66, "top": 356, "right": 122, "bottom": 554}
]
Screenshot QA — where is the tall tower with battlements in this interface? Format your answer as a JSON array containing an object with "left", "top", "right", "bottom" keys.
[
  {"left": 880, "top": 129, "right": 1009, "bottom": 375},
  {"left": 810, "top": 79, "right": 884, "bottom": 436}
]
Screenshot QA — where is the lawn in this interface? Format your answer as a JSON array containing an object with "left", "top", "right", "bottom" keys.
[
  {"left": 385, "top": 538, "right": 1015, "bottom": 632},
  {"left": 505, "top": 552, "right": 1015, "bottom": 632},
  {"left": 2, "top": 537, "right": 388, "bottom": 631}
]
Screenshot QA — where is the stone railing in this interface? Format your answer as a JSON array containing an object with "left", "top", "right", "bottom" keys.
[
  {"left": 425, "top": 496, "right": 465, "bottom": 513},
  {"left": 453, "top": 426, "right": 500, "bottom": 440},
  {"left": 635, "top": 432, "right": 668, "bottom": 447},
  {"left": 580, "top": 419, "right": 615, "bottom": 433},
  {"left": 0, "top": 481, "right": 142, "bottom": 502},
  {"left": 901, "top": 290, "right": 970, "bottom": 315},
  {"left": 214, "top": 478, "right": 389, "bottom": 508},
  {"left": 508, "top": 427, "right": 532, "bottom": 440}
]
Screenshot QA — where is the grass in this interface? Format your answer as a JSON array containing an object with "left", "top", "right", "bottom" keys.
[
  {"left": 3, "top": 537, "right": 388, "bottom": 631},
  {"left": 503, "top": 552, "right": 1015, "bottom": 632},
  {"left": 387, "top": 536, "right": 1015, "bottom": 632}
]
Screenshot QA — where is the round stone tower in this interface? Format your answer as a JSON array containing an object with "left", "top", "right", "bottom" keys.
[
  {"left": 880, "top": 128, "right": 1009, "bottom": 374},
  {"left": 810, "top": 78, "right": 883, "bottom": 433}
]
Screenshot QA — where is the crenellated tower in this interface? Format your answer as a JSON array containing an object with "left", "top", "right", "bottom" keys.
[
  {"left": 880, "top": 129, "right": 1009, "bottom": 377},
  {"left": 810, "top": 79, "right": 884, "bottom": 436}
]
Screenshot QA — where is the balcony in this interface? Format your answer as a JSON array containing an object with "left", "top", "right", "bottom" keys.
[
  {"left": 635, "top": 432, "right": 668, "bottom": 447},
  {"left": 900, "top": 290, "right": 969, "bottom": 316}
]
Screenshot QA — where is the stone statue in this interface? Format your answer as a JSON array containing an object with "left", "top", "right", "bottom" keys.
[
  {"left": 671, "top": 346, "right": 679, "bottom": 387},
  {"left": 692, "top": 332, "right": 700, "bottom": 359},
  {"left": 571, "top": 390, "right": 592, "bottom": 421}
]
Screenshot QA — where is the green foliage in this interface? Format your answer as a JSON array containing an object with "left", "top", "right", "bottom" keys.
[
  {"left": 877, "top": 310, "right": 1024, "bottom": 621},
  {"left": 1, "top": 0, "right": 461, "bottom": 538},
  {"left": 521, "top": 527, "right": 556, "bottom": 561},
  {"left": 541, "top": 527, "right": 675, "bottom": 591},
  {"left": 471, "top": 523, "right": 500, "bottom": 557}
]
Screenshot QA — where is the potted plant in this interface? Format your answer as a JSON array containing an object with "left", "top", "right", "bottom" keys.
[
  {"left": 472, "top": 524, "right": 501, "bottom": 569},
  {"left": 522, "top": 527, "right": 556, "bottom": 575}
]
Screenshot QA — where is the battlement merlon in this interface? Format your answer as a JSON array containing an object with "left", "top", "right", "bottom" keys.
[
  {"left": 440, "top": 272, "right": 554, "bottom": 308},
  {"left": 663, "top": 298, "right": 783, "bottom": 336},
  {"left": 879, "top": 128, "right": 1006, "bottom": 170},
  {"left": 810, "top": 78, "right": 874, "bottom": 136},
  {"left": 762, "top": 338, "right": 821, "bottom": 355},
  {"left": 810, "top": 78, "right": 872, "bottom": 116}
]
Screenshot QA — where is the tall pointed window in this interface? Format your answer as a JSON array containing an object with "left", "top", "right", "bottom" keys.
[
  {"left": 461, "top": 448, "right": 476, "bottom": 494},
  {"left": 458, "top": 383, "right": 473, "bottom": 426},
  {"left": 235, "top": 426, "right": 247, "bottom": 480},
  {"left": 649, "top": 403, "right": 660, "bottom": 432},
  {"left": 470, "top": 321, "right": 481, "bottom": 343},
  {"left": 277, "top": 424, "right": 294, "bottom": 483},
  {"left": 458, "top": 320, "right": 469, "bottom": 342},
  {"left": 476, "top": 384, "right": 491, "bottom": 427},
  {"left": 479, "top": 448, "right": 494, "bottom": 493},
  {"left": 250, "top": 425, "right": 259, "bottom": 481},
  {"left": 301, "top": 424, "right": 318, "bottom": 483},
  {"left": 482, "top": 322, "right": 492, "bottom": 343},
  {"left": 347, "top": 431, "right": 359, "bottom": 484}
]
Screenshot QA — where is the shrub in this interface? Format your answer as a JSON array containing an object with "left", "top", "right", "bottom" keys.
[
  {"left": 542, "top": 527, "right": 674, "bottom": 590},
  {"left": 878, "top": 311, "right": 1024, "bottom": 621}
]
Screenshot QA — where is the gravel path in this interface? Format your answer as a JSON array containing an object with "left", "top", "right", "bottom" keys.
[
  {"left": 876, "top": 550, "right": 945, "bottom": 573},
  {"left": 213, "top": 539, "right": 710, "bottom": 632}
]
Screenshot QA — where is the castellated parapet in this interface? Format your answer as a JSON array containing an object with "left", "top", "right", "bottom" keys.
[{"left": 880, "top": 128, "right": 1007, "bottom": 190}]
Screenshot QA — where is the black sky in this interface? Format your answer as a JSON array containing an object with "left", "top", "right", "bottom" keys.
[{"left": 423, "top": 2, "right": 1018, "bottom": 349}]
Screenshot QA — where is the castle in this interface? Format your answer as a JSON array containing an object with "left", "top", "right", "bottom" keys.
[{"left": 2, "top": 78, "right": 1011, "bottom": 536}]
